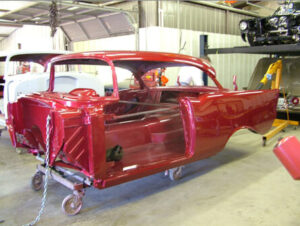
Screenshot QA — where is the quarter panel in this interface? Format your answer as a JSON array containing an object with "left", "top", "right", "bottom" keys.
[{"left": 184, "top": 90, "right": 278, "bottom": 159}]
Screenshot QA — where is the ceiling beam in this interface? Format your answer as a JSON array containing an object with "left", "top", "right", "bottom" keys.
[
  {"left": 39, "top": 10, "right": 93, "bottom": 24},
  {"left": 189, "top": 1, "right": 259, "bottom": 17},
  {"left": 0, "top": 22, "right": 23, "bottom": 28},
  {"left": 0, "top": 9, "right": 9, "bottom": 13},
  {"left": 245, "top": 1, "right": 276, "bottom": 13},
  {"left": 54, "top": 1, "right": 138, "bottom": 14},
  {"left": 0, "top": 2, "right": 38, "bottom": 18},
  {"left": 17, "top": 5, "right": 70, "bottom": 23}
]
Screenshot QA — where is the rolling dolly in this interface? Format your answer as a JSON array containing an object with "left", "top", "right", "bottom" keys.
[{"left": 33, "top": 162, "right": 90, "bottom": 215}]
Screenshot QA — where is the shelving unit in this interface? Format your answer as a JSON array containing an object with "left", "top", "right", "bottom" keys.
[{"left": 205, "top": 43, "right": 300, "bottom": 56}]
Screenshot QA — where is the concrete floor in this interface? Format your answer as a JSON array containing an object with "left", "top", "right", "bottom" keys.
[{"left": 1, "top": 128, "right": 300, "bottom": 226}]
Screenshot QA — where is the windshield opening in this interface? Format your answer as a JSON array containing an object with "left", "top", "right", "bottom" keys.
[{"left": 52, "top": 59, "right": 131, "bottom": 97}]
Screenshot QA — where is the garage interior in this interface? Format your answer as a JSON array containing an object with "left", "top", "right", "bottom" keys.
[{"left": 0, "top": 1, "right": 300, "bottom": 225}]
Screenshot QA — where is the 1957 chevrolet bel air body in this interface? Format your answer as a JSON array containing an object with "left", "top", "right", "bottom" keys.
[{"left": 6, "top": 51, "right": 278, "bottom": 215}]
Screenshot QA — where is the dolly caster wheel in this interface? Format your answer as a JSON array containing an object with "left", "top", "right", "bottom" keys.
[
  {"left": 62, "top": 193, "right": 83, "bottom": 216},
  {"left": 168, "top": 166, "right": 183, "bottom": 181},
  {"left": 262, "top": 137, "right": 267, "bottom": 147},
  {"left": 31, "top": 171, "right": 44, "bottom": 191}
]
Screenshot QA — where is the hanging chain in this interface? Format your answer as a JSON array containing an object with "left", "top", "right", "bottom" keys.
[
  {"left": 49, "top": 0, "right": 58, "bottom": 37},
  {"left": 24, "top": 114, "right": 52, "bottom": 226}
]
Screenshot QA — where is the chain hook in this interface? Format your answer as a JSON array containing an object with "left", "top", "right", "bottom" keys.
[{"left": 24, "top": 114, "right": 52, "bottom": 226}]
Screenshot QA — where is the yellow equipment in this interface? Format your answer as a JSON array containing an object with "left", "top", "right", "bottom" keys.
[
  {"left": 260, "top": 59, "right": 299, "bottom": 146},
  {"left": 256, "top": 59, "right": 282, "bottom": 90}
]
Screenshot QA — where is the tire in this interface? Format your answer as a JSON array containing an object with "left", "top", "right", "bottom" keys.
[
  {"left": 62, "top": 194, "right": 83, "bottom": 216},
  {"left": 31, "top": 172, "right": 44, "bottom": 191},
  {"left": 168, "top": 167, "right": 183, "bottom": 181}
]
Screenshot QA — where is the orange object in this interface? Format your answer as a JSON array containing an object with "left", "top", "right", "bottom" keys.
[
  {"left": 161, "top": 75, "right": 169, "bottom": 86},
  {"left": 225, "top": 1, "right": 237, "bottom": 4},
  {"left": 132, "top": 68, "right": 169, "bottom": 87},
  {"left": 22, "top": 64, "right": 30, "bottom": 73},
  {"left": 158, "top": 67, "right": 168, "bottom": 86}
]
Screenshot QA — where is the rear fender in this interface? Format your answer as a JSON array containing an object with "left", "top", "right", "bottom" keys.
[{"left": 179, "top": 89, "right": 278, "bottom": 157}]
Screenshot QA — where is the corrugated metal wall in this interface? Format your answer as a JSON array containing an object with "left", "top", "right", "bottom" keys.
[
  {"left": 207, "top": 33, "right": 264, "bottom": 89},
  {"left": 160, "top": 1, "right": 252, "bottom": 35},
  {"left": 139, "top": 1, "right": 158, "bottom": 27}
]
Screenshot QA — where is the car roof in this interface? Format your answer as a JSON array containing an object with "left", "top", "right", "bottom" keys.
[
  {"left": 50, "top": 51, "right": 216, "bottom": 77},
  {"left": 0, "top": 50, "right": 70, "bottom": 65}
]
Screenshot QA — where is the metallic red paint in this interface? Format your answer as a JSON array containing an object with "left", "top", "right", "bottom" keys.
[{"left": 7, "top": 51, "right": 279, "bottom": 189}]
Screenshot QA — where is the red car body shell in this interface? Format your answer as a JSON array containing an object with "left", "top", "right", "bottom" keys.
[{"left": 6, "top": 51, "right": 279, "bottom": 189}]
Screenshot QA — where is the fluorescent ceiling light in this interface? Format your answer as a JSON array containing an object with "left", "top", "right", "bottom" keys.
[
  {"left": 67, "top": 6, "right": 79, "bottom": 11},
  {"left": 0, "top": 1, "right": 32, "bottom": 11}
]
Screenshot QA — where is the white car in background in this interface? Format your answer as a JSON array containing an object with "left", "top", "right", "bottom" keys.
[{"left": 0, "top": 50, "right": 105, "bottom": 132}]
